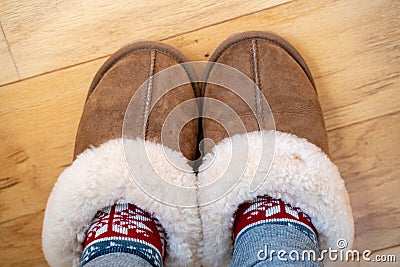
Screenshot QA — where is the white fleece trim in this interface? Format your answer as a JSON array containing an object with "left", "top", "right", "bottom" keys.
[
  {"left": 198, "top": 131, "right": 354, "bottom": 266},
  {"left": 42, "top": 139, "right": 201, "bottom": 267}
]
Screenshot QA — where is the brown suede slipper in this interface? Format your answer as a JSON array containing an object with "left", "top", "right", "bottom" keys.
[
  {"left": 74, "top": 41, "right": 199, "bottom": 160},
  {"left": 43, "top": 41, "right": 203, "bottom": 267},
  {"left": 197, "top": 31, "right": 353, "bottom": 266},
  {"left": 202, "top": 30, "right": 329, "bottom": 154}
]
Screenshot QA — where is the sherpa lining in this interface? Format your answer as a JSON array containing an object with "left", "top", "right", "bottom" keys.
[
  {"left": 198, "top": 130, "right": 354, "bottom": 266},
  {"left": 42, "top": 139, "right": 201, "bottom": 267}
]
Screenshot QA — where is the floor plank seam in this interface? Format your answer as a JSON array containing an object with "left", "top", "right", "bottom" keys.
[
  {"left": 0, "top": 55, "right": 108, "bottom": 88},
  {"left": 327, "top": 109, "right": 400, "bottom": 133},
  {"left": 158, "top": 0, "right": 295, "bottom": 44},
  {"left": 0, "top": 22, "right": 21, "bottom": 80},
  {"left": 0, "top": 209, "right": 45, "bottom": 226},
  {"left": 0, "top": 1, "right": 296, "bottom": 88},
  {"left": 372, "top": 244, "right": 400, "bottom": 254}
]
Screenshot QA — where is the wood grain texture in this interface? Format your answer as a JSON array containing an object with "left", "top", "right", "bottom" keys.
[
  {"left": 0, "top": 0, "right": 399, "bottom": 265},
  {"left": 328, "top": 112, "right": 400, "bottom": 252},
  {"left": 0, "top": 210, "right": 47, "bottom": 267},
  {"left": 0, "top": 0, "right": 290, "bottom": 80},
  {"left": 163, "top": 0, "right": 400, "bottom": 131},
  {"left": 0, "top": 58, "right": 105, "bottom": 224},
  {"left": 0, "top": 24, "right": 19, "bottom": 84}
]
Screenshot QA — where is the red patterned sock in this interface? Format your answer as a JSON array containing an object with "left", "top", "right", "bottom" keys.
[
  {"left": 233, "top": 195, "right": 317, "bottom": 244},
  {"left": 81, "top": 203, "right": 166, "bottom": 267}
]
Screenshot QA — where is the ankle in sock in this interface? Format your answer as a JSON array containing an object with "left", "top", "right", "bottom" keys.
[
  {"left": 233, "top": 195, "right": 318, "bottom": 245},
  {"left": 81, "top": 203, "right": 166, "bottom": 267}
]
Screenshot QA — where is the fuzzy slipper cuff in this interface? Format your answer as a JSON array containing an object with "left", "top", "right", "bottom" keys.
[
  {"left": 198, "top": 130, "right": 354, "bottom": 266},
  {"left": 42, "top": 139, "right": 201, "bottom": 267}
]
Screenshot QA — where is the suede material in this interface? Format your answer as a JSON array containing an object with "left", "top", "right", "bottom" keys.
[
  {"left": 202, "top": 42, "right": 258, "bottom": 153},
  {"left": 257, "top": 41, "right": 328, "bottom": 153},
  {"left": 74, "top": 43, "right": 198, "bottom": 160},
  {"left": 146, "top": 52, "right": 198, "bottom": 160},
  {"left": 203, "top": 31, "right": 329, "bottom": 154}
]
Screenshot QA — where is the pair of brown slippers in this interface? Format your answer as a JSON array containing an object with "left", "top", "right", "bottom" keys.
[
  {"left": 43, "top": 31, "right": 353, "bottom": 266},
  {"left": 74, "top": 31, "right": 328, "bottom": 160}
]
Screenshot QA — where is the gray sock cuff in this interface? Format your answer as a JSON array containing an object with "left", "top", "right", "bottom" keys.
[
  {"left": 232, "top": 223, "right": 322, "bottom": 267},
  {"left": 84, "top": 252, "right": 153, "bottom": 267}
]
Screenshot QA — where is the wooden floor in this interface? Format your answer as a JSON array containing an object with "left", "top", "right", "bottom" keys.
[{"left": 0, "top": 0, "right": 399, "bottom": 266}]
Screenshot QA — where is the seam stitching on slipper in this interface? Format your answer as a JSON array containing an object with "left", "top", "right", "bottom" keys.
[{"left": 143, "top": 50, "right": 156, "bottom": 138}]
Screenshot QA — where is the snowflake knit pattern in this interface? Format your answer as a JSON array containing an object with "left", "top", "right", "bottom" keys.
[
  {"left": 81, "top": 203, "right": 166, "bottom": 267},
  {"left": 233, "top": 195, "right": 318, "bottom": 244}
]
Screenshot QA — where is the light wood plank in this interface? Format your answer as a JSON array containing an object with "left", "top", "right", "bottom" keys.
[
  {"left": 163, "top": 0, "right": 400, "bottom": 130},
  {"left": 328, "top": 111, "right": 400, "bottom": 252},
  {"left": 0, "top": 0, "right": 290, "bottom": 79},
  {"left": 0, "top": 210, "right": 47, "bottom": 267},
  {"left": 0, "top": 23, "right": 19, "bottom": 85},
  {"left": 0, "top": 58, "right": 105, "bottom": 224}
]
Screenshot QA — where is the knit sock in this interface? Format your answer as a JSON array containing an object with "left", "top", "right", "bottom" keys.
[
  {"left": 81, "top": 203, "right": 166, "bottom": 267},
  {"left": 233, "top": 195, "right": 318, "bottom": 246},
  {"left": 232, "top": 195, "right": 321, "bottom": 266}
]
